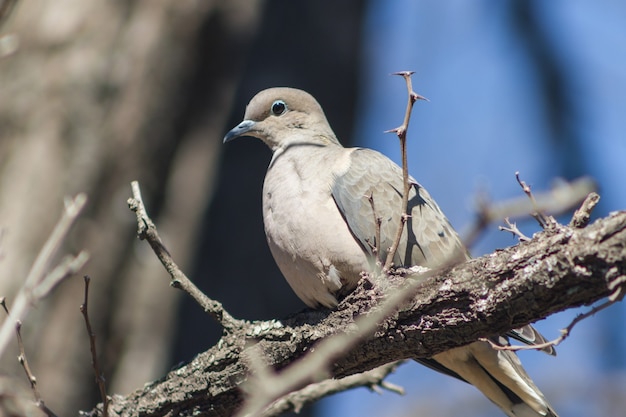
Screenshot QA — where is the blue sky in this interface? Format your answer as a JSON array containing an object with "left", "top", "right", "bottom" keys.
[{"left": 319, "top": 2, "right": 626, "bottom": 416}]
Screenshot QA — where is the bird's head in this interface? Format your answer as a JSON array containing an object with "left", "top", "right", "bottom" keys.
[{"left": 223, "top": 87, "right": 340, "bottom": 150}]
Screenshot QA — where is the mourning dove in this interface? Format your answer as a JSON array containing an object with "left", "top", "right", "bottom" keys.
[{"left": 224, "top": 87, "right": 558, "bottom": 417}]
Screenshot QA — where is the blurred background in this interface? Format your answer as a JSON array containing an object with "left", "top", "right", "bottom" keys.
[{"left": 0, "top": 1, "right": 624, "bottom": 416}]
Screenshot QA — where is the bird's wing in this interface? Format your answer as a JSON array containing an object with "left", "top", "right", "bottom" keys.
[
  {"left": 331, "top": 148, "right": 467, "bottom": 268},
  {"left": 332, "top": 148, "right": 557, "bottom": 416}
]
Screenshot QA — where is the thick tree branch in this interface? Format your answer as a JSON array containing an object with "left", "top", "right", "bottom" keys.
[{"left": 100, "top": 209, "right": 626, "bottom": 417}]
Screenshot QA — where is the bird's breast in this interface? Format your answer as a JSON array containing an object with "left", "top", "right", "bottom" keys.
[{"left": 261, "top": 147, "right": 370, "bottom": 308}]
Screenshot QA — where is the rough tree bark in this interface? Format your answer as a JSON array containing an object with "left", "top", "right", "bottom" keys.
[{"left": 98, "top": 209, "right": 625, "bottom": 417}]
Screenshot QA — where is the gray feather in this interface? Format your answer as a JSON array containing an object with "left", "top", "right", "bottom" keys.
[{"left": 331, "top": 148, "right": 468, "bottom": 268}]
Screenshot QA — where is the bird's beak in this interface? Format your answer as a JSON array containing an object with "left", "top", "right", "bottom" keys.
[{"left": 223, "top": 120, "right": 256, "bottom": 143}]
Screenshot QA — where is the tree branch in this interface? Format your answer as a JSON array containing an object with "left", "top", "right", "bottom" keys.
[
  {"left": 463, "top": 176, "right": 596, "bottom": 247},
  {"left": 261, "top": 362, "right": 404, "bottom": 416},
  {"left": 0, "top": 193, "right": 89, "bottom": 359},
  {"left": 383, "top": 71, "right": 427, "bottom": 270},
  {"left": 100, "top": 209, "right": 626, "bottom": 417},
  {"left": 127, "top": 181, "right": 245, "bottom": 333}
]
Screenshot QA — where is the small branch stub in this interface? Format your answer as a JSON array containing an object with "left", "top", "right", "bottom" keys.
[{"left": 570, "top": 192, "right": 600, "bottom": 228}]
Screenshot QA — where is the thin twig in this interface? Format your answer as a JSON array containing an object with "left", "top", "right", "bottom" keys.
[
  {"left": 366, "top": 192, "right": 383, "bottom": 266},
  {"left": 0, "top": 297, "right": 56, "bottom": 417},
  {"left": 463, "top": 176, "right": 596, "bottom": 247},
  {"left": 2, "top": 299, "right": 58, "bottom": 417},
  {"left": 16, "top": 322, "right": 40, "bottom": 405},
  {"left": 127, "top": 181, "right": 244, "bottom": 332},
  {"left": 81, "top": 276, "right": 109, "bottom": 417},
  {"left": 515, "top": 171, "right": 555, "bottom": 229},
  {"left": 383, "top": 71, "right": 427, "bottom": 270},
  {"left": 484, "top": 273, "right": 625, "bottom": 354},
  {"left": 0, "top": 194, "right": 89, "bottom": 359},
  {"left": 498, "top": 217, "right": 531, "bottom": 242},
  {"left": 482, "top": 296, "right": 618, "bottom": 354},
  {"left": 32, "top": 252, "right": 90, "bottom": 300},
  {"left": 261, "top": 362, "right": 405, "bottom": 417}
]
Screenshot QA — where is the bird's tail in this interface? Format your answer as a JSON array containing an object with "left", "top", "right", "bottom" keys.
[{"left": 417, "top": 338, "right": 557, "bottom": 417}]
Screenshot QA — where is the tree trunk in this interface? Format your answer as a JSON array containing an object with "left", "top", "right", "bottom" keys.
[{"left": 0, "top": 0, "right": 262, "bottom": 413}]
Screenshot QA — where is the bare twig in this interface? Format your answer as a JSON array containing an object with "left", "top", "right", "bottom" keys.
[
  {"left": 515, "top": 171, "right": 556, "bottom": 229},
  {"left": 463, "top": 177, "right": 596, "bottom": 247},
  {"left": 16, "top": 324, "right": 51, "bottom": 416},
  {"left": 15, "top": 320, "right": 41, "bottom": 392},
  {"left": 16, "top": 321, "right": 56, "bottom": 417},
  {"left": 0, "top": 300, "right": 58, "bottom": 417},
  {"left": 366, "top": 192, "right": 383, "bottom": 266},
  {"left": 31, "top": 253, "right": 90, "bottom": 300},
  {"left": 498, "top": 217, "right": 531, "bottom": 242},
  {"left": 80, "top": 276, "right": 109, "bottom": 417},
  {"left": 570, "top": 192, "right": 600, "bottom": 228},
  {"left": 484, "top": 272, "right": 625, "bottom": 354},
  {"left": 0, "top": 194, "right": 89, "bottom": 359},
  {"left": 127, "top": 181, "right": 244, "bottom": 332},
  {"left": 383, "top": 71, "right": 427, "bottom": 270},
  {"left": 483, "top": 294, "right": 622, "bottom": 354},
  {"left": 262, "top": 362, "right": 405, "bottom": 417}
]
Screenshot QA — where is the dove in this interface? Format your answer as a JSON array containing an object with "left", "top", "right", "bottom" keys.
[{"left": 224, "top": 87, "right": 557, "bottom": 417}]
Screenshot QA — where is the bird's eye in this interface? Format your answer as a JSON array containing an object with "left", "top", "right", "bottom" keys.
[{"left": 271, "top": 100, "right": 287, "bottom": 116}]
